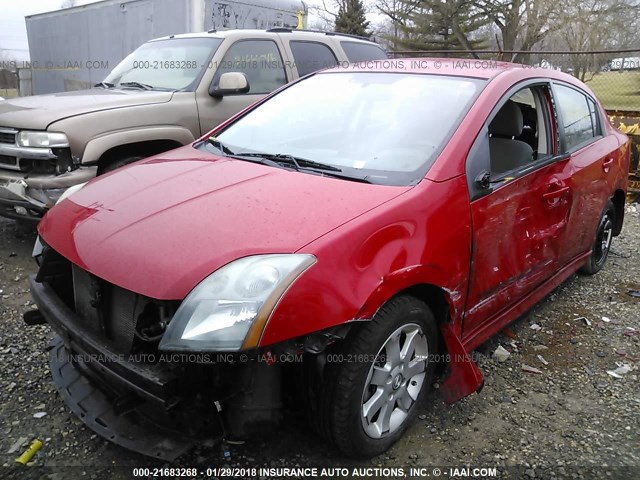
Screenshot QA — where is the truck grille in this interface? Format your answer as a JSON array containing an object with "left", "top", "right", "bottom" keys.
[
  {"left": 0, "top": 131, "right": 16, "bottom": 144},
  {"left": 0, "top": 155, "right": 17, "bottom": 168}
]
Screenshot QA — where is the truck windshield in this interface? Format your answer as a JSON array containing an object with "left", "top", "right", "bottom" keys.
[
  {"left": 208, "top": 72, "right": 484, "bottom": 186},
  {"left": 104, "top": 37, "right": 222, "bottom": 91}
]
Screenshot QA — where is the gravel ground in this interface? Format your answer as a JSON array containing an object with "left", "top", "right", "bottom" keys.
[{"left": 0, "top": 207, "right": 638, "bottom": 480}]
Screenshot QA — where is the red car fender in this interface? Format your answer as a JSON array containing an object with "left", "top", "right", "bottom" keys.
[
  {"left": 353, "top": 263, "right": 465, "bottom": 331},
  {"left": 257, "top": 176, "right": 482, "bottom": 402},
  {"left": 353, "top": 265, "right": 482, "bottom": 404}
]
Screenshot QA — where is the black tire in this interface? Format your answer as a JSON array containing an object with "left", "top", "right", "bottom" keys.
[
  {"left": 579, "top": 200, "right": 615, "bottom": 275},
  {"left": 98, "top": 155, "right": 143, "bottom": 175},
  {"left": 320, "top": 295, "right": 438, "bottom": 458}
]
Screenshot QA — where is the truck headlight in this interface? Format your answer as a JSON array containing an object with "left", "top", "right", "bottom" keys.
[
  {"left": 17, "top": 131, "right": 69, "bottom": 148},
  {"left": 159, "top": 254, "right": 316, "bottom": 352}
]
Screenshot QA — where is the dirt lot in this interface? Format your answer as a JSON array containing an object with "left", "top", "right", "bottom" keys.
[{"left": 0, "top": 209, "right": 639, "bottom": 480}]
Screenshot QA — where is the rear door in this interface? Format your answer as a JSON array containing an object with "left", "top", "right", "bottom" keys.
[
  {"left": 464, "top": 83, "right": 574, "bottom": 338},
  {"left": 284, "top": 40, "right": 339, "bottom": 77},
  {"left": 551, "top": 83, "right": 621, "bottom": 261}
]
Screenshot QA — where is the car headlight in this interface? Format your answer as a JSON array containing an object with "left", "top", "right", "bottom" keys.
[
  {"left": 17, "top": 131, "right": 69, "bottom": 148},
  {"left": 159, "top": 254, "right": 316, "bottom": 352}
]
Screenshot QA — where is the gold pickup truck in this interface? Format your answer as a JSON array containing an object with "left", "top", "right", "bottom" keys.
[{"left": 0, "top": 28, "right": 386, "bottom": 221}]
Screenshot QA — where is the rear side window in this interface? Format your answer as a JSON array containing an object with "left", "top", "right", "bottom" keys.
[
  {"left": 290, "top": 41, "right": 338, "bottom": 76},
  {"left": 340, "top": 41, "right": 387, "bottom": 62},
  {"left": 215, "top": 40, "right": 286, "bottom": 94},
  {"left": 588, "top": 98, "right": 602, "bottom": 136},
  {"left": 554, "top": 84, "right": 598, "bottom": 151}
]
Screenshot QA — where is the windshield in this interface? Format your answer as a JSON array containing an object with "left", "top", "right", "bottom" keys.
[
  {"left": 208, "top": 72, "right": 484, "bottom": 185},
  {"left": 104, "top": 37, "right": 222, "bottom": 91}
]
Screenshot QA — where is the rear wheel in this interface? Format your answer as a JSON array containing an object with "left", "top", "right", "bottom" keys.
[
  {"left": 580, "top": 200, "right": 615, "bottom": 275},
  {"left": 320, "top": 295, "right": 438, "bottom": 457}
]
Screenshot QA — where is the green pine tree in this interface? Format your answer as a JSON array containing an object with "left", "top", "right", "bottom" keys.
[{"left": 335, "top": 0, "right": 370, "bottom": 38}]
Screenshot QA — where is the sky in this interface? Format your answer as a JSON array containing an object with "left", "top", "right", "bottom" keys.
[
  {"left": 0, "top": 0, "right": 335, "bottom": 62},
  {"left": 0, "top": 0, "right": 100, "bottom": 61}
]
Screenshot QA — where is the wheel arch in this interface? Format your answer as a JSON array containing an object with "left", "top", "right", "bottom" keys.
[
  {"left": 96, "top": 139, "right": 184, "bottom": 173},
  {"left": 355, "top": 268, "right": 464, "bottom": 330},
  {"left": 81, "top": 126, "right": 195, "bottom": 168},
  {"left": 400, "top": 284, "right": 451, "bottom": 325},
  {"left": 355, "top": 280, "right": 483, "bottom": 405},
  {"left": 611, "top": 189, "right": 625, "bottom": 236}
]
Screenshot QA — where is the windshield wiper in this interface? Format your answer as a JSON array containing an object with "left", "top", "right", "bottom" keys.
[
  {"left": 233, "top": 152, "right": 342, "bottom": 172},
  {"left": 234, "top": 152, "right": 374, "bottom": 183},
  {"left": 204, "top": 140, "right": 284, "bottom": 169},
  {"left": 119, "top": 81, "right": 153, "bottom": 90},
  {"left": 94, "top": 81, "right": 114, "bottom": 88},
  {"left": 206, "top": 138, "right": 236, "bottom": 156},
  {"left": 203, "top": 146, "right": 370, "bottom": 182}
]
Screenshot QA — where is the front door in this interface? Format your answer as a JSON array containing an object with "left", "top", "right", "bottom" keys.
[
  {"left": 463, "top": 84, "right": 574, "bottom": 339},
  {"left": 195, "top": 39, "right": 290, "bottom": 135}
]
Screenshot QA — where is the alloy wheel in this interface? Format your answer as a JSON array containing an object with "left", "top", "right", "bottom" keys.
[{"left": 360, "top": 323, "right": 428, "bottom": 438}]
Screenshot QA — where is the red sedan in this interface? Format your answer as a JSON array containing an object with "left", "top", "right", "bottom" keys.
[{"left": 29, "top": 60, "right": 630, "bottom": 460}]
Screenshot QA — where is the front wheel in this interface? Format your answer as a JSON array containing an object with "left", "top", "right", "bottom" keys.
[
  {"left": 321, "top": 295, "right": 438, "bottom": 458},
  {"left": 98, "top": 155, "right": 143, "bottom": 175},
  {"left": 580, "top": 200, "right": 615, "bottom": 275}
]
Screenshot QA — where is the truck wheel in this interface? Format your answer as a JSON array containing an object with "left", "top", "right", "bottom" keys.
[
  {"left": 579, "top": 200, "right": 615, "bottom": 275},
  {"left": 321, "top": 295, "right": 438, "bottom": 457},
  {"left": 98, "top": 155, "right": 143, "bottom": 175}
]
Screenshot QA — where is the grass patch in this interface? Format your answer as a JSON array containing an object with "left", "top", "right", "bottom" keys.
[
  {"left": 1, "top": 88, "right": 18, "bottom": 99},
  {"left": 585, "top": 71, "right": 640, "bottom": 112}
]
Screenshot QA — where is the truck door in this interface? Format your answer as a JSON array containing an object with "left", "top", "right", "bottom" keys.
[{"left": 195, "top": 38, "right": 292, "bottom": 135}]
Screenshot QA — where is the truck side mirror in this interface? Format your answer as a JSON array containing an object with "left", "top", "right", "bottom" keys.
[{"left": 209, "top": 72, "right": 250, "bottom": 97}]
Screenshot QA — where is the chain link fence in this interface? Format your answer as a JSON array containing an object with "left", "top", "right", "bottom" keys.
[
  {"left": 389, "top": 49, "right": 640, "bottom": 113},
  {"left": 389, "top": 48, "right": 640, "bottom": 196}
]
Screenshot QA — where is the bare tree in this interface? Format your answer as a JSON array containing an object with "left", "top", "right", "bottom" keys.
[
  {"left": 547, "top": 0, "right": 640, "bottom": 80},
  {"left": 61, "top": 0, "right": 78, "bottom": 8},
  {"left": 471, "top": 0, "right": 564, "bottom": 61}
]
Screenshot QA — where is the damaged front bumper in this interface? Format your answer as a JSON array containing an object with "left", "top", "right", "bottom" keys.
[
  {"left": 28, "top": 275, "right": 222, "bottom": 461},
  {"left": 0, "top": 166, "right": 96, "bottom": 221}
]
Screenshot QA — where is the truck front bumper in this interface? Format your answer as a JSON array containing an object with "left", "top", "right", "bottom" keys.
[{"left": 0, "top": 166, "right": 96, "bottom": 221}]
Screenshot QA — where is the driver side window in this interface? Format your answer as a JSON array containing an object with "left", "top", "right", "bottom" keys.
[
  {"left": 214, "top": 40, "right": 287, "bottom": 95},
  {"left": 488, "top": 85, "right": 552, "bottom": 175}
]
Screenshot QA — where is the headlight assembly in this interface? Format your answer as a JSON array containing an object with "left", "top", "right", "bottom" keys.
[
  {"left": 159, "top": 254, "right": 316, "bottom": 352},
  {"left": 17, "top": 131, "right": 69, "bottom": 148}
]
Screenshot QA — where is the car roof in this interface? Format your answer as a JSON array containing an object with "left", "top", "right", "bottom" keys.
[
  {"left": 151, "top": 29, "right": 378, "bottom": 45},
  {"left": 325, "top": 57, "right": 587, "bottom": 85}
]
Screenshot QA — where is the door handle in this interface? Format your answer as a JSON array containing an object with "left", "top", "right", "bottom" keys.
[
  {"left": 543, "top": 186, "right": 570, "bottom": 202},
  {"left": 602, "top": 157, "right": 614, "bottom": 172}
]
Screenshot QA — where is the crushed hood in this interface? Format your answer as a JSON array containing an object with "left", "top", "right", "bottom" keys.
[
  {"left": 38, "top": 146, "right": 408, "bottom": 299},
  {"left": 0, "top": 89, "right": 173, "bottom": 130}
]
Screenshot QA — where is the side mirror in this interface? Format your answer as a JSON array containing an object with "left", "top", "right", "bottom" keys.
[{"left": 209, "top": 72, "right": 250, "bottom": 97}]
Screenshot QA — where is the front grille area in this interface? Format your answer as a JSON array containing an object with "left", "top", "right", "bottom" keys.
[
  {"left": 0, "top": 155, "right": 17, "bottom": 167},
  {"left": 72, "top": 265, "right": 142, "bottom": 354},
  {"left": 0, "top": 131, "right": 16, "bottom": 144},
  {"left": 38, "top": 247, "right": 179, "bottom": 357},
  {"left": 18, "top": 158, "right": 58, "bottom": 174}
]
